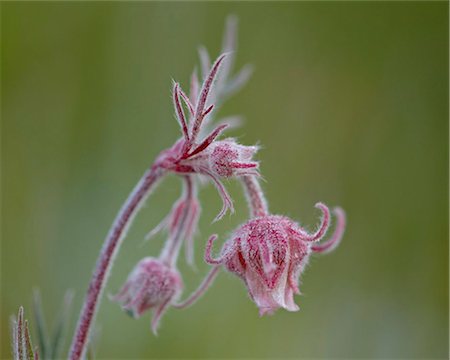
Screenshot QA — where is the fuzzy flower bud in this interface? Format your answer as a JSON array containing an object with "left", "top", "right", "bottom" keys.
[
  {"left": 205, "top": 204, "right": 345, "bottom": 316},
  {"left": 111, "top": 257, "right": 183, "bottom": 334},
  {"left": 208, "top": 139, "right": 259, "bottom": 178}
]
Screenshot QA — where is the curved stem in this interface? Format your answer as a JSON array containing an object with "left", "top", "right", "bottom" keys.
[
  {"left": 173, "top": 266, "right": 221, "bottom": 309},
  {"left": 68, "top": 165, "right": 165, "bottom": 360},
  {"left": 204, "top": 234, "right": 224, "bottom": 265},
  {"left": 241, "top": 175, "right": 268, "bottom": 218}
]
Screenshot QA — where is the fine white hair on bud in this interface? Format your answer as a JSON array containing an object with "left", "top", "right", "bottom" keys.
[
  {"left": 203, "top": 204, "right": 345, "bottom": 316},
  {"left": 208, "top": 139, "right": 259, "bottom": 178},
  {"left": 110, "top": 258, "right": 183, "bottom": 334}
]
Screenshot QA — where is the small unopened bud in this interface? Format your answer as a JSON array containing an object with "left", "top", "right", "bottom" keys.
[
  {"left": 111, "top": 257, "right": 182, "bottom": 334},
  {"left": 208, "top": 139, "right": 258, "bottom": 178}
]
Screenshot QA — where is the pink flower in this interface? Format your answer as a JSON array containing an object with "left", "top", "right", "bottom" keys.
[
  {"left": 111, "top": 258, "right": 182, "bottom": 334},
  {"left": 204, "top": 204, "right": 346, "bottom": 315}
]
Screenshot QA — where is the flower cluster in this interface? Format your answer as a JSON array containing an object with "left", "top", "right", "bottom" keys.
[
  {"left": 110, "top": 17, "right": 263, "bottom": 333},
  {"left": 109, "top": 16, "right": 346, "bottom": 335}
]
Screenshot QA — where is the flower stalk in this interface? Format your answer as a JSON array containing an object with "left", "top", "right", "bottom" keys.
[
  {"left": 241, "top": 175, "right": 268, "bottom": 218},
  {"left": 69, "top": 166, "right": 165, "bottom": 360}
]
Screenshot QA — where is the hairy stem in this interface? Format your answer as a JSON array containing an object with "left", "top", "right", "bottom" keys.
[
  {"left": 68, "top": 165, "right": 165, "bottom": 360},
  {"left": 241, "top": 175, "right": 268, "bottom": 218},
  {"left": 173, "top": 266, "right": 220, "bottom": 309}
]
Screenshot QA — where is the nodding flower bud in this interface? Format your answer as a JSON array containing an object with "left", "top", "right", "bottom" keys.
[
  {"left": 111, "top": 257, "right": 183, "bottom": 334},
  {"left": 208, "top": 139, "right": 259, "bottom": 178},
  {"left": 156, "top": 136, "right": 259, "bottom": 221},
  {"left": 205, "top": 204, "right": 345, "bottom": 316}
]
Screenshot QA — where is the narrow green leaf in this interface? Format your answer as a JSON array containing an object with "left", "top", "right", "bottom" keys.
[
  {"left": 32, "top": 289, "right": 48, "bottom": 360},
  {"left": 86, "top": 345, "right": 94, "bottom": 360},
  {"left": 48, "top": 290, "right": 74, "bottom": 360},
  {"left": 86, "top": 326, "right": 101, "bottom": 360},
  {"left": 24, "top": 320, "right": 35, "bottom": 360},
  {"left": 17, "top": 307, "right": 24, "bottom": 360},
  {"left": 10, "top": 316, "right": 18, "bottom": 360}
]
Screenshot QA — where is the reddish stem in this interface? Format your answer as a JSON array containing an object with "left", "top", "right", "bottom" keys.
[
  {"left": 68, "top": 166, "right": 165, "bottom": 360},
  {"left": 241, "top": 175, "right": 268, "bottom": 218},
  {"left": 173, "top": 266, "right": 221, "bottom": 309}
]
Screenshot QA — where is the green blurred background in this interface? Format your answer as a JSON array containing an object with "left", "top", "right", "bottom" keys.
[{"left": 2, "top": 2, "right": 448, "bottom": 359}]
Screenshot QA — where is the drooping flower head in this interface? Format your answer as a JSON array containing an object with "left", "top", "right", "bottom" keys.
[
  {"left": 111, "top": 258, "right": 183, "bottom": 334},
  {"left": 204, "top": 204, "right": 346, "bottom": 315}
]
